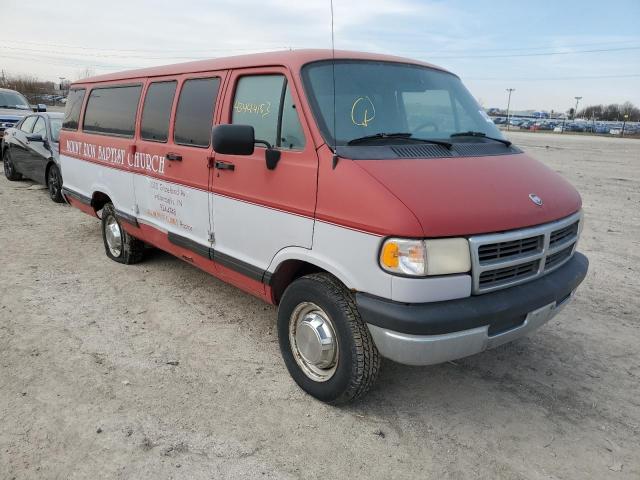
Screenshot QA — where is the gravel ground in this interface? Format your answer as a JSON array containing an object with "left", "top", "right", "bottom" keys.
[{"left": 1, "top": 132, "right": 639, "bottom": 479}]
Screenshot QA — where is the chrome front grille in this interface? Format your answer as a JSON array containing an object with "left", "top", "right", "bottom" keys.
[
  {"left": 469, "top": 211, "right": 583, "bottom": 294},
  {"left": 477, "top": 235, "right": 543, "bottom": 262}
]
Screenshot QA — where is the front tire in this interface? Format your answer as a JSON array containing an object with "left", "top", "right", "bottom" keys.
[
  {"left": 47, "top": 163, "right": 64, "bottom": 203},
  {"left": 278, "top": 273, "right": 380, "bottom": 404},
  {"left": 101, "top": 203, "right": 145, "bottom": 264},
  {"left": 3, "top": 149, "right": 22, "bottom": 181}
]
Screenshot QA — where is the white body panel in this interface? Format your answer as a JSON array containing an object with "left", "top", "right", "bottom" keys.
[
  {"left": 269, "top": 221, "right": 471, "bottom": 303},
  {"left": 61, "top": 154, "right": 136, "bottom": 215},
  {"left": 62, "top": 154, "right": 470, "bottom": 304},
  {"left": 134, "top": 175, "right": 210, "bottom": 246},
  {"left": 211, "top": 194, "right": 314, "bottom": 271}
]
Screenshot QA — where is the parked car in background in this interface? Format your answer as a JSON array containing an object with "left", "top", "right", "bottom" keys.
[
  {"left": 0, "top": 88, "right": 48, "bottom": 149},
  {"left": 2, "top": 112, "right": 64, "bottom": 202},
  {"left": 1, "top": 88, "right": 32, "bottom": 149}
]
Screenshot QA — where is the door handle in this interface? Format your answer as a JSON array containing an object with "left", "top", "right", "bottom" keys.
[
  {"left": 167, "top": 153, "right": 182, "bottom": 161},
  {"left": 214, "top": 161, "right": 235, "bottom": 171}
]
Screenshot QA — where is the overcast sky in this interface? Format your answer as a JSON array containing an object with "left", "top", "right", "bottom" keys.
[{"left": 2, "top": 0, "right": 639, "bottom": 111}]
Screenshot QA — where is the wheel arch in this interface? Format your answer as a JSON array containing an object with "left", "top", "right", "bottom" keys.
[
  {"left": 267, "top": 249, "right": 359, "bottom": 305},
  {"left": 44, "top": 160, "right": 57, "bottom": 185},
  {"left": 91, "top": 190, "right": 113, "bottom": 214}
]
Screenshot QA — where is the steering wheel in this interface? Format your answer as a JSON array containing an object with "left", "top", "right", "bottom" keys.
[{"left": 413, "top": 120, "right": 439, "bottom": 133}]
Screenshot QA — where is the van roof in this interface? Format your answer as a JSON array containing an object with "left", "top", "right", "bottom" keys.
[{"left": 72, "top": 49, "right": 453, "bottom": 85}]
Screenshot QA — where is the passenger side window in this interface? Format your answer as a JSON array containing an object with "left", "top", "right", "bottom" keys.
[
  {"left": 62, "top": 89, "right": 85, "bottom": 130},
  {"left": 32, "top": 117, "right": 47, "bottom": 139},
  {"left": 141, "top": 81, "right": 177, "bottom": 143},
  {"left": 83, "top": 85, "right": 142, "bottom": 137},
  {"left": 20, "top": 116, "right": 37, "bottom": 133},
  {"left": 174, "top": 77, "right": 220, "bottom": 147},
  {"left": 232, "top": 75, "right": 284, "bottom": 147},
  {"left": 232, "top": 75, "right": 305, "bottom": 150},
  {"left": 279, "top": 84, "right": 305, "bottom": 150}
]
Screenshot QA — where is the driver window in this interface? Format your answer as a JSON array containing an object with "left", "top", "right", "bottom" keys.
[{"left": 32, "top": 117, "right": 47, "bottom": 139}]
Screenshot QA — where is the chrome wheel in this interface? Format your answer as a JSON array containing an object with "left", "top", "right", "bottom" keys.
[
  {"left": 288, "top": 302, "right": 339, "bottom": 382},
  {"left": 105, "top": 215, "right": 123, "bottom": 257}
]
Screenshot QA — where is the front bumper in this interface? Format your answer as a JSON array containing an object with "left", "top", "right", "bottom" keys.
[{"left": 357, "top": 252, "right": 588, "bottom": 366}]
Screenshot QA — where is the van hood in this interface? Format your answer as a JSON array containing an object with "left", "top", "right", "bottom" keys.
[{"left": 356, "top": 153, "right": 581, "bottom": 237}]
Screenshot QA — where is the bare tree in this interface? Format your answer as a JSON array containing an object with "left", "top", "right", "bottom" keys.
[
  {"left": 2, "top": 74, "right": 55, "bottom": 103},
  {"left": 578, "top": 102, "right": 639, "bottom": 121},
  {"left": 75, "top": 67, "right": 96, "bottom": 81}
]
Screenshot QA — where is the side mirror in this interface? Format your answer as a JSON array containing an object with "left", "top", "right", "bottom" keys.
[
  {"left": 26, "top": 133, "right": 44, "bottom": 143},
  {"left": 211, "top": 124, "right": 255, "bottom": 155},
  {"left": 37, "top": 104, "right": 47, "bottom": 112},
  {"left": 265, "top": 148, "right": 281, "bottom": 170},
  {"left": 254, "top": 139, "right": 281, "bottom": 170}
]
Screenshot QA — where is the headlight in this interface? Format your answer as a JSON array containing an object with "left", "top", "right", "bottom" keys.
[{"left": 380, "top": 238, "right": 471, "bottom": 276}]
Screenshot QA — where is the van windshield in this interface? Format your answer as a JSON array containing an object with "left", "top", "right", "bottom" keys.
[{"left": 301, "top": 60, "right": 504, "bottom": 147}]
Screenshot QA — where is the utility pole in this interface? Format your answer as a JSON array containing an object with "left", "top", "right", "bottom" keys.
[
  {"left": 506, "top": 88, "right": 515, "bottom": 131},
  {"left": 58, "top": 77, "right": 67, "bottom": 107},
  {"left": 574, "top": 96, "right": 582, "bottom": 120}
]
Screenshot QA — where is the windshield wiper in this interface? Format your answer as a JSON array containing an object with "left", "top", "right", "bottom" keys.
[
  {"left": 450, "top": 131, "right": 512, "bottom": 147},
  {"left": 347, "top": 132, "right": 452, "bottom": 149},
  {"left": 0, "top": 105, "right": 19, "bottom": 109},
  {"left": 347, "top": 132, "right": 413, "bottom": 145}
]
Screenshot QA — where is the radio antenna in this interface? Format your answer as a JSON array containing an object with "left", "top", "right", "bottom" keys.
[{"left": 330, "top": 0, "right": 340, "bottom": 169}]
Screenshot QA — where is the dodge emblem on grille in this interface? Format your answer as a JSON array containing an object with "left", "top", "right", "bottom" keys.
[{"left": 529, "top": 193, "right": 543, "bottom": 206}]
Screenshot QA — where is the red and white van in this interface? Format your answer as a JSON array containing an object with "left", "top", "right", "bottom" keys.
[{"left": 60, "top": 50, "right": 588, "bottom": 404}]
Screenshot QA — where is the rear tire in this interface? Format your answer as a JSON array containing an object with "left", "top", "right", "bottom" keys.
[
  {"left": 101, "top": 203, "right": 145, "bottom": 264},
  {"left": 278, "top": 273, "right": 380, "bottom": 404},
  {"left": 47, "top": 163, "right": 64, "bottom": 203},
  {"left": 3, "top": 149, "right": 22, "bottom": 181}
]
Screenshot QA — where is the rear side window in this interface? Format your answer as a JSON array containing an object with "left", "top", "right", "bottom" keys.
[
  {"left": 62, "top": 89, "right": 86, "bottom": 130},
  {"left": 83, "top": 85, "right": 142, "bottom": 137},
  {"left": 174, "top": 77, "right": 220, "bottom": 147},
  {"left": 141, "top": 81, "right": 177, "bottom": 142},
  {"left": 20, "top": 116, "right": 37, "bottom": 133},
  {"left": 232, "top": 75, "right": 305, "bottom": 150}
]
